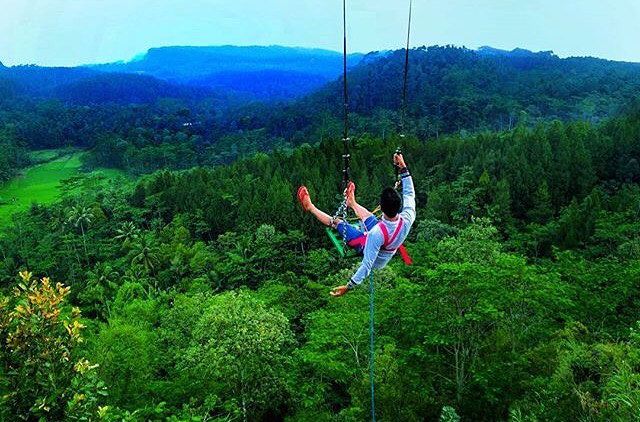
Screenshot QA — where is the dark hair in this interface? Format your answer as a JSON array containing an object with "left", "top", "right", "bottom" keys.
[{"left": 380, "top": 187, "right": 402, "bottom": 218}]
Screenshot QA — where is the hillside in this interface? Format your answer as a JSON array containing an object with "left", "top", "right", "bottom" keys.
[
  {"left": 53, "top": 73, "right": 216, "bottom": 105},
  {"left": 0, "top": 64, "right": 210, "bottom": 105},
  {"left": 0, "top": 45, "right": 369, "bottom": 104},
  {"left": 91, "top": 45, "right": 367, "bottom": 99},
  {"left": 0, "top": 65, "right": 97, "bottom": 97},
  {"left": 235, "top": 45, "right": 640, "bottom": 142},
  {"left": 3, "top": 44, "right": 640, "bottom": 172}
]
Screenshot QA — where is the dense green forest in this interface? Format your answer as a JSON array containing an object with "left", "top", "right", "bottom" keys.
[
  {"left": 1, "top": 45, "right": 640, "bottom": 421},
  {"left": 1, "top": 99, "right": 640, "bottom": 419},
  {"left": 3, "top": 46, "right": 640, "bottom": 177},
  {"left": 225, "top": 46, "right": 640, "bottom": 141},
  {"left": 0, "top": 127, "right": 29, "bottom": 183}
]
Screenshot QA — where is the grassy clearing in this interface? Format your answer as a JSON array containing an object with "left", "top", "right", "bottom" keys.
[
  {"left": 0, "top": 152, "right": 125, "bottom": 226},
  {"left": 28, "top": 148, "right": 72, "bottom": 164}
]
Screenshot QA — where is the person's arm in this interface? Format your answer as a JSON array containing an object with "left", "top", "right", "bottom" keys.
[
  {"left": 330, "top": 229, "right": 383, "bottom": 297},
  {"left": 395, "top": 154, "right": 416, "bottom": 225}
]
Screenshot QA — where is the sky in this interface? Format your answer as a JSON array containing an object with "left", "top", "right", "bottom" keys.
[{"left": 0, "top": 0, "right": 639, "bottom": 66}]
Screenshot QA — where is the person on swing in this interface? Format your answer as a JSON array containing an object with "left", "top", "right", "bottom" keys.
[{"left": 297, "top": 152, "right": 415, "bottom": 297}]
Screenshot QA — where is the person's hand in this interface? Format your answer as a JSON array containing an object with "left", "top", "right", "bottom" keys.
[
  {"left": 394, "top": 152, "right": 407, "bottom": 169},
  {"left": 330, "top": 285, "right": 349, "bottom": 297}
]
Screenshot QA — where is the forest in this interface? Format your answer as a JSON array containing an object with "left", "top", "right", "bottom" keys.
[{"left": 0, "top": 44, "right": 640, "bottom": 421}]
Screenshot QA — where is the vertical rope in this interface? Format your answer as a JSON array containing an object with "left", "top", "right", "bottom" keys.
[
  {"left": 369, "top": 272, "right": 376, "bottom": 422},
  {"left": 341, "top": 0, "right": 351, "bottom": 190},
  {"left": 400, "top": 0, "right": 413, "bottom": 138}
]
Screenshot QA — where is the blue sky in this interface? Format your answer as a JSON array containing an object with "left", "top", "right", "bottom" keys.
[{"left": 1, "top": 0, "right": 639, "bottom": 66}]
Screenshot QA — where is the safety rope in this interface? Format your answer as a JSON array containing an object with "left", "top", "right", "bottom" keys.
[{"left": 369, "top": 272, "right": 376, "bottom": 422}]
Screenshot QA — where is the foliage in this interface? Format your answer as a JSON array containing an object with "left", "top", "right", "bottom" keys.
[
  {"left": 0, "top": 48, "right": 639, "bottom": 419},
  {"left": 0, "top": 271, "right": 106, "bottom": 420}
]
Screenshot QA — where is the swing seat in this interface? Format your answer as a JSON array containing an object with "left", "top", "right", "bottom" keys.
[
  {"left": 326, "top": 228, "right": 346, "bottom": 257},
  {"left": 325, "top": 223, "right": 363, "bottom": 259}
]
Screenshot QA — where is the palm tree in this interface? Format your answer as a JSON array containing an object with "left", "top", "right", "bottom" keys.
[
  {"left": 67, "top": 206, "right": 93, "bottom": 262},
  {"left": 85, "top": 264, "right": 119, "bottom": 319},
  {"left": 130, "top": 236, "right": 160, "bottom": 275},
  {"left": 114, "top": 221, "right": 140, "bottom": 248}
]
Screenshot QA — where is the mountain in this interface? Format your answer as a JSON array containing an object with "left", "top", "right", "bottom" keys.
[
  {"left": 235, "top": 45, "right": 640, "bottom": 141},
  {"left": 91, "top": 45, "right": 367, "bottom": 100},
  {"left": 187, "top": 69, "right": 330, "bottom": 101},
  {"left": 0, "top": 65, "right": 97, "bottom": 96},
  {"left": 92, "top": 45, "right": 364, "bottom": 80},
  {"left": 0, "top": 65, "right": 214, "bottom": 105},
  {"left": 476, "top": 46, "right": 555, "bottom": 59},
  {"left": 53, "top": 73, "right": 215, "bottom": 105},
  {"left": 4, "top": 44, "right": 640, "bottom": 153},
  {"left": 0, "top": 45, "right": 370, "bottom": 103}
]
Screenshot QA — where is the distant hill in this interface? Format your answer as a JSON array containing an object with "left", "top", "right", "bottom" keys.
[
  {"left": 476, "top": 46, "right": 555, "bottom": 59},
  {"left": 0, "top": 46, "right": 370, "bottom": 103},
  {"left": 3, "top": 44, "right": 640, "bottom": 138},
  {"left": 92, "top": 45, "right": 364, "bottom": 80},
  {"left": 188, "top": 69, "right": 330, "bottom": 101},
  {"left": 0, "top": 65, "right": 97, "bottom": 97},
  {"left": 0, "top": 65, "right": 215, "bottom": 105},
  {"left": 53, "top": 73, "right": 216, "bottom": 105},
  {"left": 220, "top": 45, "right": 640, "bottom": 142},
  {"left": 90, "top": 45, "right": 367, "bottom": 100}
]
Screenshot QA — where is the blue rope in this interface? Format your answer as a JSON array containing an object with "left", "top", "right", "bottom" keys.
[{"left": 369, "top": 272, "right": 376, "bottom": 422}]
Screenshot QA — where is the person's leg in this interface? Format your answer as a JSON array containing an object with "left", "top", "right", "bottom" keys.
[
  {"left": 308, "top": 201, "right": 366, "bottom": 250},
  {"left": 308, "top": 206, "right": 335, "bottom": 227},
  {"left": 345, "top": 182, "right": 374, "bottom": 222},
  {"left": 350, "top": 200, "right": 374, "bottom": 222},
  {"left": 297, "top": 185, "right": 368, "bottom": 252},
  {"left": 298, "top": 186, "right": 336, "bottom": 227}
]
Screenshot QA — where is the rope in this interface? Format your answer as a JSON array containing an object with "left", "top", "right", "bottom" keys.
[
  {"left": 341, "top": 0, "right": 351, "bottom": 190},
  {"left": 330, "top": 0, "right": 350, "bottom": 243},
  {"left": 369, "top": 272, "right": 376, "bottom": 422},
  {"left": 400, "top": 0, "right": 413, "bottom": 137}
]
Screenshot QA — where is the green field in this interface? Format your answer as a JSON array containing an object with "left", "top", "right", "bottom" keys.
[
  {"left": 28, "top": 148, "right": 76, "bottom": 164},
  {"left": 0, "top": 152, "right": 125, "bottom": 226}
]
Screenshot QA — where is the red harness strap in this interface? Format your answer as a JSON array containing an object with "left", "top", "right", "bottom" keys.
[
  {"left": 347, "top": 235, "right": 366, "bottom": 249},
  {"left": 397, "top": 245, "right": 413, "bottom": 265},
  {"left": 347, "top": 219, "right": 413, "bottom": 265},
  {"left": 378, "top": 218, "right": 404, "bottom": 251},
  {"left": 378, "top": 219, "right": 413, "bottom": 265}
]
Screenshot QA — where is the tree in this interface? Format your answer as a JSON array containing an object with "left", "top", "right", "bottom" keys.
[
  {"left": 91, "top": 318, "right": 158, "bottom": 408},
  {"left": 130, "top": 235, "right": 160, "bottom": 276},
  {"left": 0, "top": 271, "right": 106, "bottom": 420},
  {"left": 78, "top": 263, "right": 120, "bottom": 319},
  {"left": 528, "top": 181, "right": 553, "bottom": 223},
  {"left": 512, "top": 322, "right": 640, "bottom": 421},
  {"left": 114, "top": 221, "right": 140, "bottom": 248},
  {"left": 67, "top": 206, "right": 93, "bottom": 262},
  {"left": 180, "top": 291, "right": 294, "bottom": 421}
]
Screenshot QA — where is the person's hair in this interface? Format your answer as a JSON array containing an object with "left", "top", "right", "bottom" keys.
[{"left": 380, "top": 187, "right": 402, "bottom": 218}]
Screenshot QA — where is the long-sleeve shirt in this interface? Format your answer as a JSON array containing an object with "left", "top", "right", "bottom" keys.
[{"left": 351, "top": 169, "right": 416, "bottom": 285}]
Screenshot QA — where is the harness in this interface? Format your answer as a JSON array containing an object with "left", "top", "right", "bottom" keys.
[
  {"left": 379, "top": 218, "right": 404, "bottom": 251},
  {"left": 347, "top": 218, "right": 413, "bottom": 265}
]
